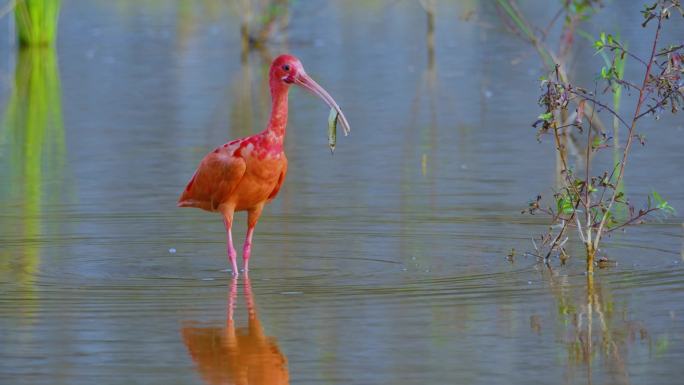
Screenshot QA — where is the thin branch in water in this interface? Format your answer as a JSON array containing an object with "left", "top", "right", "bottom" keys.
[
  {"left": 604, "top": 208, "right": 660, "bottom": 233},
  {"left": 593, "top": 10, "right": 665, "bottom": 251},
  {"left": 635, "top": 90, "right": 679, "bottom": 120},
  {"left": 567, "top": 89, "right": 631, "bottom": 130},
  {"left": 655, "top": 44, "right": 683, "bottom": 57},
  {"left": 604, "top": 42, "right": 649, "bottom": 67}
]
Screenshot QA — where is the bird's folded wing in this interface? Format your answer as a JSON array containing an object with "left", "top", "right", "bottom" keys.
[
  {"left": 267, "top": 162, "right": 288, "bottom": 202},
  {"left": 178, "top": 152, "right": 247, "bottom": 210}
]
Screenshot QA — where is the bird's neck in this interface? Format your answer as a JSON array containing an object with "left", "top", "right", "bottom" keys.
[{"left": 266, "top": 82, "right": 289, "bottom": 138}]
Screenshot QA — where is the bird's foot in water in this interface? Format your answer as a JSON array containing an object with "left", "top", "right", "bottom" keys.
[{"left": 220, "top": 268, "right": 240, "bottom": 277}]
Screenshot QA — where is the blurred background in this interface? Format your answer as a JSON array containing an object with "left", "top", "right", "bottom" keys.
[{"left": 0, "top": 1, "right": 683, "bottom": 384}]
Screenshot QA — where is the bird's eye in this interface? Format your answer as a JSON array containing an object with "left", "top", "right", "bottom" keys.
[{"left": 282, "top": 64, "right": 290, "bottom": 71}]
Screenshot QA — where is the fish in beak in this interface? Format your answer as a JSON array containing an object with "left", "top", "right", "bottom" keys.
[{"left": 294, "top": 72, "right": 351, "bottom": 136}]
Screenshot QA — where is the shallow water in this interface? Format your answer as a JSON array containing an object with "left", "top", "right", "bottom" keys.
[{"left": 1, "top": 1, "right": 684, "bottom": 384}]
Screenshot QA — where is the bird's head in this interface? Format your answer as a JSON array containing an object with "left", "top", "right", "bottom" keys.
[{"left": 270, "top": 54, "right": 350, "bottom": 135}]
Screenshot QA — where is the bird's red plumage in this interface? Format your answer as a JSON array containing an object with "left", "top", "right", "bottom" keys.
[{"left": 177, "top": 135, "right": 287, "bottom": 213}]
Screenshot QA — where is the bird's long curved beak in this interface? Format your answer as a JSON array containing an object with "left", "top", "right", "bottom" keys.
[{"left": 295, "top": 73, "right": 351, "bottom": 136}]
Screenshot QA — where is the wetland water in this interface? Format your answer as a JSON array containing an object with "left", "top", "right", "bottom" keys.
[{"left": 1, "top": 1, "right": 683, "bottom": 384}]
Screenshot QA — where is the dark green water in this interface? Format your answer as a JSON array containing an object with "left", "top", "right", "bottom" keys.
[{"left": 1, "top": 1, "right": 683, "bottom": 384}]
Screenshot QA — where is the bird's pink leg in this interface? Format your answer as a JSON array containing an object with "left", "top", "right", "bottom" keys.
[
  {"left": 223, "top": 216, "right": 239, "bottom": 275},
  {"left": 243, "top": 226, "right": 255, "bottom": 273},
  {"left": 244, "top": 204, "right": 264, "bottom": 274}
]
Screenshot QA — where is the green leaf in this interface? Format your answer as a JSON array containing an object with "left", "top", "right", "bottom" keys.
[
  {"left": 601, "top": 66, "right": 609, "bottom": 79},
  {"left": 652, "top": 190, "right": 676, "bottom": 214},
  {"left": 652, "top": 190, "right": 664, "bottom": 203},
  {"left": 656, "top": 335, "right": 670, "bottom": 356},
  {"left": 538, "top": 112, "right": 553, "bottom": 122},
  {"left": 604, "top": 211, "right": 617, "bottom": 228},
  {"left": 557, "top": 196, "right": 574, "bottom": 215}
]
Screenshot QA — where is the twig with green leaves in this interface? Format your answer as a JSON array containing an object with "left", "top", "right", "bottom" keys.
[{"left": 526, "top": 0, "right": 683, "bottom": 272}]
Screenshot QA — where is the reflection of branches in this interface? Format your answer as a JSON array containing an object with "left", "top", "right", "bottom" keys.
[
  {"left": 399, "top": 0, "right": 439, "bottom": 264},
  {"left": 406, "top": 0, "right": 439, "bottom": 176},
  {"left": 237, "top": 0, "right": 289, "bottom": 58},
  {"left": 212, "top": 48, "right": 274, "bottom": 143},
  {"left": 536, "top": 272, "right": 644, "bottom": 385},
  {"left": 581, "top": 276, "right": 631, "bottom": 384},
  {"left": 495, "top": 0, "right": 608, "bottom": 185}
]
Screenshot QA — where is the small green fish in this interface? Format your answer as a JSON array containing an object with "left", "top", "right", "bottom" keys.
[{"left": 327, "top": 108, "right": 338, "bottom": 154}]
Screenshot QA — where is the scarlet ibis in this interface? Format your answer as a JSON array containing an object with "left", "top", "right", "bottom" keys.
[{"left": 178, "top": 54, "right": 350, "bottom": 275}]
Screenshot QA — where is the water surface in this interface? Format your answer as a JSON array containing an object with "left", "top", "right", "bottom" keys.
[{"left": 1, "top": 1, "right": 683, "bottom": 384}]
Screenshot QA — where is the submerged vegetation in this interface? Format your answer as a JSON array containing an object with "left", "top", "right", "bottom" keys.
[
  {"left": 14, "top": 0, "right": 61, "bottom": 46},
  {"left": 499, "top": 0, "right": 684, "bottom": 271},
  {"left": 537, "top": 272, "right": 653, "bottom": 383}
]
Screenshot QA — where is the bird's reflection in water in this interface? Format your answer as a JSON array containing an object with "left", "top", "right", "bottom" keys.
[{"left": 182, "top": 278, "right": 289, "bottom": 385}]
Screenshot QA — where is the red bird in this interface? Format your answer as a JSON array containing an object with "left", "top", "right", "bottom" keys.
[{"left": 178, "top": 54, "right": 350, "bottom": 275}]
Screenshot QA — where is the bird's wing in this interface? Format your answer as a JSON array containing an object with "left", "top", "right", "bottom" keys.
[
  {"left": 267, "top": 161, "right": 288, "bottom": 202},
  {"left": 178, "top": 149, "right": 247, "bottom": 211}
]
